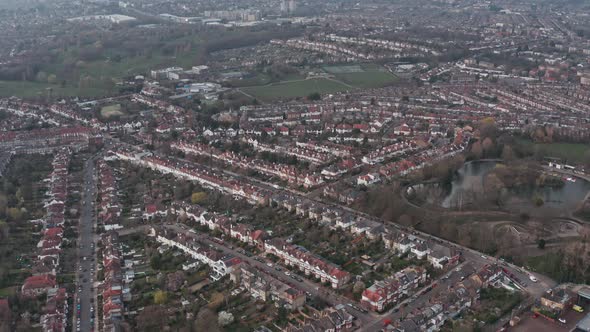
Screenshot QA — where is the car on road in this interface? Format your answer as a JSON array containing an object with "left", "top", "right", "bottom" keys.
[
  {"left": 573, "top": 305, "right": 584, "bottom": 313},
  {"left": 529, "top": 275, "right": 538, "bottom": 282},
  {"left": 285, "top": 271, "right": 290, "bottom": 276},
  {"left": 266, "top": 262, "right": 273, "bottom": 267},
  {"left": 558, "top": 318, "right": 566, "bottom": 324},
  {"left": 275, "top": 266, "right": 282, "bottom": 271}
]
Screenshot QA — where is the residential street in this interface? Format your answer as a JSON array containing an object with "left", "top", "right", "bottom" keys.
[
  {"left": 162, "top": 223, "right": 378, "bottom": 325},
  {"left": 160, "top": 223, "right": 552, "bottom": 331},
  {"left": 74, "top": 156, "right": 98, "bottom": 332}
]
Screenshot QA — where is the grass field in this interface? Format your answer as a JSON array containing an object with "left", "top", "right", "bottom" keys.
[
  {"left": 323, "top": 65, "right": 364, "bottom": 74},
  {"left": 516, "top": 138, "right": 590, "bottom": 164},
  {"left": 241, "top": 78, "right": 351, "bottom": 100},
  {"left": 0, "top": 80, "right": 111, "bottom": 98},
  {"left": 327, "top": 64, "right": 399, "bottom": 89},
  {"left": 100, "top": 104, "right": 124, "bottom": 118}
]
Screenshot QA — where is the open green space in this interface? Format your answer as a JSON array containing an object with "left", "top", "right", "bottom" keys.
[
  {"left": 240, "top": 78, "right": 351, "bottom": 101},
  {"left": 228, "top": 71, "right": 306, "bottom": 88},
  {"left": 237, "top": 63, "right": 398, "bottom": 100},
  {"left": 516, "top": 138, "right": 590, "bottom": 164},
  {"left": 0, "top": 80, "right": 111, "bottom": 98},
  {"left": 327, "top": 64, "right": 399, "bottom": 88},
  {"left": 323, "top": 65, "right": 364, "bottom": 74},
  {"left": 100, "top": 104, "right": 124, "bottom": 118}
]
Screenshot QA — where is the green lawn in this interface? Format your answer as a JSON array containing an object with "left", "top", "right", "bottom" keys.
[
  {"left": 0, "top": 287, "right": 15, "bottom": 297},
  {"left": 330, "top": 64, "right": 398, "bottom": 88},
  {"left": 241, "top": 78, "right": 351, "bottom": 101},
  {"left": 516, "top": 138, "right": 590, "bottom": 164}
]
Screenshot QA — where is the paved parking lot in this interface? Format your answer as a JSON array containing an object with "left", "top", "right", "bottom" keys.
[{"left": 512, "top": 309, "right": 586, "bottom": 332}]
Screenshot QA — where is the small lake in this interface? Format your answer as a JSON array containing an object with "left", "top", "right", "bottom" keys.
[{"left": 441, "top": 161, "right": 590, "bottom": 215}]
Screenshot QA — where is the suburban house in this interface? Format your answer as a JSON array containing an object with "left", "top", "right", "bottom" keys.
[{"left": 361, "top": 266, "right": 427, "bottom": 312}]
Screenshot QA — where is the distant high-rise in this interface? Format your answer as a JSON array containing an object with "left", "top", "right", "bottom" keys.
[
  {"left": 288, "top": 0, "right": 297, "bottom": 13},
  {"left": 281, "top": 0, "right": 296, "bottom": 14}
]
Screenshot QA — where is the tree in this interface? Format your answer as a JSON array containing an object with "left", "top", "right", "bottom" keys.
[
  {"left": 482, "top": 137, "right": 494, "bottom": 156},
  {"left": 277, "top": 306, "right": 288, "bottom": 324},
  {"left": 218, "top": 311, "right": 234, "bottom": 327},
  {"left": 307, "top": 92, "right": 321, "bottom": 101},
  {"left": 194, "top": 308, "right": 220, "bottom": 332},
  {"left": 478, "top": 118, "right": 497, "bottom": 139},
  {"left": 501, "top": 145, "right": 514, "bottom": 161},
  {"left": 471, "top": 141, "right": 483, "bottom": 159},
  {"left": 150, "top": 253, "right": 162, "bottom": 270},
  {"left": 353, "top": 280, "right": 365, "bottom": 294},
  {"left": 154, "top": 290, "right": 168, "bottom": 305},
  {"left": 137, "top": 305, "right": 169, "bottom": 330},
  {"left": 35, "top": 71, "right": 48, "bottom": 83},
  {"left": 191, "top": 192, "right": 207, "bottom": 204},
  {"left": 0, "top": 220, "right": 8, "bottom": 240},
  {"left": 7, "top": 207, "right": 24, "bottom": 222},
  {"left": 44, "top": 73, "right": 57, "bottom": 84},
  {"left": 538, "top": 238, "right": 546, "bottom": 249}
]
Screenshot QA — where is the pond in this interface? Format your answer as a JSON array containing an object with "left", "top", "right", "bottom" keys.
[
  {"left": 439, "top": 161, "right": 590, "bottom": 215},
  {"left": 413, "top": 161, "right": 590, "bottom": 216}
]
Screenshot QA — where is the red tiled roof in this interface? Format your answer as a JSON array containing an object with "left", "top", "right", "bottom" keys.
[{"left": 23, "top": 274, "right": 56, "bottom": 291}]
